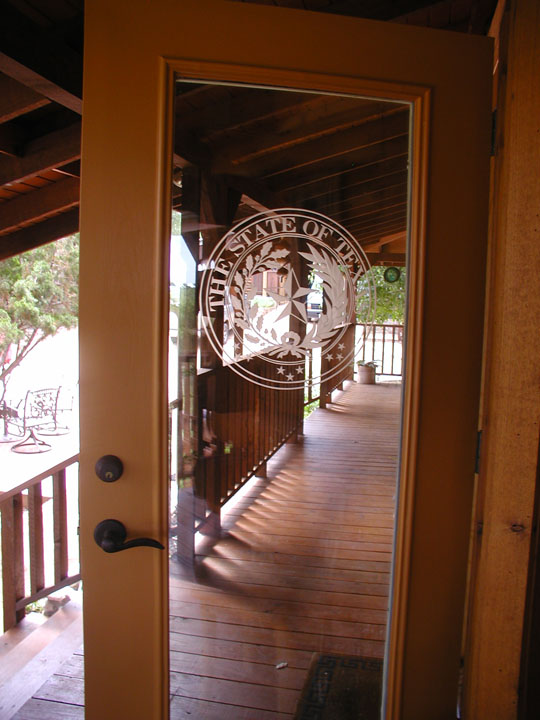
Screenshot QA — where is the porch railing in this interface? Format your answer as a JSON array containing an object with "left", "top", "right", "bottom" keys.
[
  {"left": 169, "top": 354, "right": 304, "bottom": 560},
  {"left": 319, "top": 324, "right": 356, "bottom": 408},
  {"left": 196, "top": 357, "right": 303, "bottom": 517},
  {"left": 303, "top": 323, "right": 404, "bottom": 411},
  {"left": 0, "top": 454, "right": 80, "bottom": 632},
  {"left": 357, "top": 323, "right": 404, "bottom": 378}
]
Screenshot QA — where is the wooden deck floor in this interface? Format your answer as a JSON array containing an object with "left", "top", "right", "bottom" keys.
[{"left": 12, "top": 381, "right": 401, "bottom": 719}]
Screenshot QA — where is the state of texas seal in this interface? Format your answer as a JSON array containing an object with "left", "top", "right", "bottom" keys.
[{"left": 199, "top": 208, "right": 376, "bottom": 390}]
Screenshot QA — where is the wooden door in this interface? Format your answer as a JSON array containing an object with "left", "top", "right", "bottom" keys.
[{"left": 79, "top": 2, "right": 492, "bottom": 718}]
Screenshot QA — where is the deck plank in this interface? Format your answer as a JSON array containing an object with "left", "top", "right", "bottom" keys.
[
  {"left": 12, "top": 698, "right": 84, "bottom": 719},
  {"left": 14, "top": 382, "right": 400, "bottom": 718},
  {"left": 170, "top": 695, "right": 292, "bottom": 719},
  {"left": 170, "top": 651, "right": 306, "bottom": 689},
  {"left": 170, "top": 383, "right": 400, "bottom": 716}
]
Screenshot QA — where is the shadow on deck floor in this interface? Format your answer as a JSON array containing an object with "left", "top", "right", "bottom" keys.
[{"left": 8, "top": 381, "right": 401, "bottom": 720}]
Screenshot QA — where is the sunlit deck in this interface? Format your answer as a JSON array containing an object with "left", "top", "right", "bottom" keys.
[{"left": 11, "top": 381, "right": 401, "bottom": 719}]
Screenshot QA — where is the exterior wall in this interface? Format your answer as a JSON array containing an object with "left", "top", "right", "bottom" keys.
[{"left": 464, "top": 0, "right": 540, "bottom": 716}]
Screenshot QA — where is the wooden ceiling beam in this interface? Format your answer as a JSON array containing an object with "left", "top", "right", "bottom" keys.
[
  {"left": 356, "top": 221, "right": 408, "bottom": 245},
  {"left": 332, "top": 199, "right": 408, "bottom": 225},
  {"left": 322, "top": 185, "right": 407, "bottom": 220},
  {"left": 319, "top": 0, "right": 435, "bottom": 19},
  {"left": 222, "top": 174, "right": 279, "bottom": 211},
  {"left": 298, "top": 165, "right": 407, "bottom": 206},
  {"left": 363, "top": 230, "right": 407, "bottom": 251},
  {"left": 0, "top": 123, "right": 24, "bottom": 157},
  {"left": 0, "top": 207, "right": 79, "bottom": 261},
  {"left": 239, "top": 194, "right": 268, "bottom": 213},
  {"left": 0, "top": 1, "right": 82, "bottom": 114},
  {"left": 0, "top": 121, "right": 80, "bottom": 186},
  {"left": 353, "top": 221, "right": 408, "bottom": 241},
  {"left": 206, "top": 94, "right": 380, "bottom": 140},
  {"left": 209, "top": 99, "right": 397, "bottom": 169},
  {"left": 172, "top": 132, "right": 212, "bottom": 168},
  {"left": 176, "top": 85, "right": 324, "bottom": 137},
  {"left": 366, "top": 252, "right": 407, "bottom": 266},
  {"left": 175, "top": 123, "right": 297, "bottom": 209},
  {"left": 173, "top": 125, "right": 281, "bottom": 211},
  {"left": 347, "top": 206, "right": 407, "bottom": 232},
  {"left": 234, "top": 107, "right": 409, "bottom": 179},
  {"left": 0, "top": 72, "right": 50, "bottom": 123},
  {"left": 271, "top": 136, "right": 408, "bottom": 194},
  {"left": 0, "top": 176, "right": 79, "bottom": 235}
]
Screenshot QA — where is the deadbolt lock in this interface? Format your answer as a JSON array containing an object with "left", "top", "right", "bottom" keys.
[{"left": 95, "top": 455, "right": 124, "bottom": 483}]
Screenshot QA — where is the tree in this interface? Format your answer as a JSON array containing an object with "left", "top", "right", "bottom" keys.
[
  {"left": 0, "top": 234, "right": 79, "bottom": 402},
  {"left": 357, "top": 266, "right": 407, "bottom": 324}
]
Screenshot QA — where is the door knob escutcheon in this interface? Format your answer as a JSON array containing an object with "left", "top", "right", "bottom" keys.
[{"left": 94, "top": 519, "right": 164, "bottom": 553}]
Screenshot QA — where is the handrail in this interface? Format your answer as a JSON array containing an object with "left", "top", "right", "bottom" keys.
[{"left": 1, "top": 453, "right": 80, "bottom": 632}]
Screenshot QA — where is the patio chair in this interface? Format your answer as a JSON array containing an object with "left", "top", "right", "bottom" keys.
[{"left": 8, "top": 387, "right": 62, "bottom": 453}]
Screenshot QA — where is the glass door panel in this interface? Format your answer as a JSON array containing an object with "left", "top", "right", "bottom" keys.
[{"left": 168, "top": 80, "right": 409, "bottom": 718}]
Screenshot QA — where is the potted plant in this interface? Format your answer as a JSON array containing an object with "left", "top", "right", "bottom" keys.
[{"left": 357, "top": 360, "right": 377, "bottom": 384}]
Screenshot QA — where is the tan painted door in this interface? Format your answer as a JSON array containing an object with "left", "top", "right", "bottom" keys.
[{"left": 79, "top": 2, "right": 492, "bottom": 718}]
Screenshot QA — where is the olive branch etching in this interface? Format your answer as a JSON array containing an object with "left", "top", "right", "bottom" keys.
[
  {"left": 227, "top": 242, "right": 349, "bottom": 360},
  {"left": 228, "top": 242, "right": 289, "bottom": 342}
]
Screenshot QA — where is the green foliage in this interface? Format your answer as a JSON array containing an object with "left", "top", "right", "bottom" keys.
[
  {"left": 170, "top": 283, "right": 196, "bottom": 354},
  {"left": 303, "top": 399, "right": 318, "bottom": 419},
  {"left": 0, "top": 235, "right": 79, "bottom": 399},
  {"left": 171, "top": 210, "right": 183, "bottom": 236},
  {"left": 357, "top": 266, "right": 407, "bottom": 324},
  {"left": 25, "top": 599, "right": 46, "bottom": 615}
]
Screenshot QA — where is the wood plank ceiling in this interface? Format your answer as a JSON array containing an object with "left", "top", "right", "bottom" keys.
[{"left": 0, "top": 0, "right": 497, "bottom": 262}]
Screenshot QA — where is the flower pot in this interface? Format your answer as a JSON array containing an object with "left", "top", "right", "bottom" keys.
[{"left": 357, "top": 363, "right": 376, "bottom": 384}]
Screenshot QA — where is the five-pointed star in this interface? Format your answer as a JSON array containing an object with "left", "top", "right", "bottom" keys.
[
  {"left": 277, "top": 366, "right": 285, "bottom": 375},
  {"left": 296, "top": 366, "right": 304, "bottom": 374},
  {"left": 286, "top": 373, "right": 295, "bottom": 381},
  {"left": 338, "top": 343, "right": 345, "bottom": 350},
  {"left": 336, "top": 353, "right": 344, "bottom": 361},
  {"left": 327, "top": 353, "right": 333, "bottom": 361},
  {"left": 266, "top": 266, "right": 312, "bottom": 323}
]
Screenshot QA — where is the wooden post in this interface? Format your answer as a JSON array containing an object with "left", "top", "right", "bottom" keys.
[
  {"left": 28, "top": 483, "right": 45, "bottom": 596},
  {"left": 1, "top": 494, "right": 25, "bottom": 630},
  {"left": 53, "top": 469, "right": 68, "bottom": 584},
  {"left": 174, "top": 486, "right": 196, "bottom": 567}
]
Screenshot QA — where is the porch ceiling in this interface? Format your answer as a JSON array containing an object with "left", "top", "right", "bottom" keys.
[{"left": 0, "top": 0, "right": 497, "bottom": 263}]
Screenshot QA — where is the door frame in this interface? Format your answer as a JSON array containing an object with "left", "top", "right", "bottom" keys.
[{"left": 80, "top": 3, "right": 491, "bottom": 718}]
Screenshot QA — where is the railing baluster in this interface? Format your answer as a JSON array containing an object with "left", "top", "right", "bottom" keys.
[
  {"left": 392, "top": 325, "right": 397, "bottom": 375},
  {"left": 1, "top": 494, "right": 25, "bottom": 630},
  {"left": 1, "top": 456, "right": 80, "bottom": 630},
  {"left": 28, "top": 483, "right": 45, "bottom": 596},
  {"left": 253, "top": 380, "right": 260, "bottom": 473},
  {"left": 53, "top": 468, "right": 68, "bottom": 585},
  {"left": 362, "top": 324, "right": 367, "bottom": 363},
  {"left": 262, "top": 365, "right": 269, "bottom": 458}
]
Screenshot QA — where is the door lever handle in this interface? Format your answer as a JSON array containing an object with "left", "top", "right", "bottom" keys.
[{"left": 94, "top": 519, "right": 164, "bottom": 553}]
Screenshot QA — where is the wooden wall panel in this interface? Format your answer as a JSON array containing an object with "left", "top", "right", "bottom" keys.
[{"left": 463, "top": 1, "right": 540, "bottom": 717}]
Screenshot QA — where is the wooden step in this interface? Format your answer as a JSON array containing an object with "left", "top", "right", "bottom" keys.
[{"left": 0, "top": 590, "right": 83, "bottom": 719}]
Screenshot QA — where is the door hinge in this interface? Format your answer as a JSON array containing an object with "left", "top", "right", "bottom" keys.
[
  {"left": 491, "top": 109, "right": 497, "bottom": 156},
  {"left": 475, "top": 429, "right": 483, "bottom": 474}
]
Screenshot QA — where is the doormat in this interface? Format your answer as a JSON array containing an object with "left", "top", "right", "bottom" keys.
[{"left": 294, "top": 653, "right": 383, "bottom": 720}]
